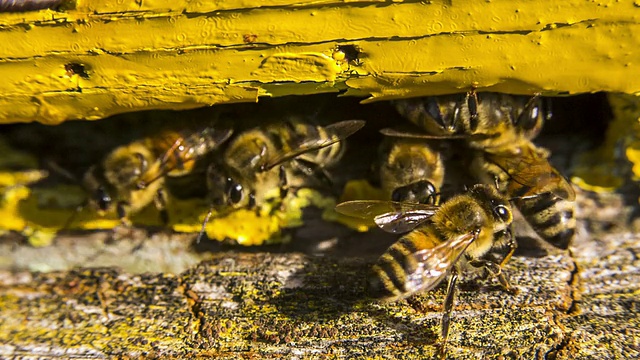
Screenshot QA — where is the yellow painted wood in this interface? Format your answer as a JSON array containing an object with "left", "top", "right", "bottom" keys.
[{"left": 0, "top": 0, "right": 639, "bottom": 123}]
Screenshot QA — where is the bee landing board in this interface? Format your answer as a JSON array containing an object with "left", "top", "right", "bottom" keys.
[{"left": 1, "top": 0, "right": 640, "bottom": 124}]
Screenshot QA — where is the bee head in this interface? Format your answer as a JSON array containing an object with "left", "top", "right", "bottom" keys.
[
  {"left": 513, "top": 95, "right": 545, "bottom": 137},
  {"left": 468, "top": 184, "right": 514, "bottom": 228},
  {"left": 422, "top": 95, "right": 466, "bottom": 135},
  {"left": 82, "top": 164, "right": 114, "bottom": 213},
  {"left": 94, "top": 186, "right": 112, "bottom": 212},
  {"left": 103, "top": 144, "right": 152, "bottom": 188},
  {"left": 391, "top": 180, "right": 439, "bottom": 205},
  {"left": 207, "top": 163, "right": 254, "bottom": 209}
]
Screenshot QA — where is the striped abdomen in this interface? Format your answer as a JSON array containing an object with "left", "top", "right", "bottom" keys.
[
  {"left": 368, "top": 227, "right": 441, "bottom": 301},
  {"left": 296, "top": 124, "right": 346, "bottom": 167},
  {"left": 515, "top": 192, "right": 576, "bottom": 249}
]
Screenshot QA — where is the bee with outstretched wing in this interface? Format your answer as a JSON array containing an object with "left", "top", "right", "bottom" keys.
[{"left": 336, "top": 184, "right": 518, "bottom": 357}]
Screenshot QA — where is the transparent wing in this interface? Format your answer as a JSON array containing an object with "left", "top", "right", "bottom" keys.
[
  {"left": 139, "top": 128, "right": 233, "bottom": 188},
  {"left": 160, "top": 128, "right": 233, "bottom": 169},
  {"left": 485, "top": 145, "right": 575, "bottom": 201},
  {"left": 262, "top": 119, "right": 365, "bottom": 170},
  {"left": 380, "top": 128, "right": 467, "bottom": 140},
  {"left": 404, "top": 230, "right": 479, "bottom": 294},
  {"left": 335, "top": 200, "right": 437, "bottom": 233}
]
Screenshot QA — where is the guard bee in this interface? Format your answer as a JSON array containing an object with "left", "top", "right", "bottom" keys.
[
  {"left": 83, "top": 126, "right": 233, "bottom": 224},
  {"left": 392, "top": 91, "right": 576, "bottom": 248},
  {"left": 205, "top": 118, "right": 365, "bottom": 213},
  {"left": 378, "top": 137, "right": 445, "bottom": 205},
  {"left": 335, "top": 184, "right": 517, "bottom": 356}
]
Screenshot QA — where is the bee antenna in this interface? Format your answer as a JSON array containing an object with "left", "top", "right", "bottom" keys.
[
  {"left": 44, "top": 159, "right": 79, "bottom": 184},
  {"left": 62, "top": 200, "right": 87, "bottom": 232},
  {"left": 493, "top": 176, "right": 501, "bottom": 191},
  {"left": 196, "top": 206, "right": 214, "bottom": 244},
  {"left": 462, "top": 184, "right": 469, "bottom": 192},
  {"left": 137, "top": 160, "right": 179, "bottom": 189}
]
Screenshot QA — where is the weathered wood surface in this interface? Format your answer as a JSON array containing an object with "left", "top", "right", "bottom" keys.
[{"left": 1, "top": 191, "right": 639, "bottom": 360}]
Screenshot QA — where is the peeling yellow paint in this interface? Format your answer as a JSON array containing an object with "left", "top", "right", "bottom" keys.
[{"left": 1, "top": 1, "right": 640, "bottom": 123}]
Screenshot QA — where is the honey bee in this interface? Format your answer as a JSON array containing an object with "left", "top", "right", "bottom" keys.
[
  {"left": 335, "top": 184, "right": 517, "bottom": 356},
  {"left": 392, "top": 91, "right": 545, "bottom": 151},
  {"left": 205, "top": 118, "right": 365, "bottom": 212},
  {"left": 392, "top": 91, "right": 576, "bottom": 248},
  {"left": 471, "top": 143, "right": 576, "bottom": 249},
  {"left": 378, "top": 137, "right": 445, "bottom": 205},
  {"left": 83, "top": 126, "right": 233, "bottom": 224}
]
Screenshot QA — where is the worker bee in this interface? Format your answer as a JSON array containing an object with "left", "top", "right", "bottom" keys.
[
  {"left": 205, "top": 118, "right": 366, "bottom": 213},
  {"left": 471, "top": 143, "right": 576, "bottom": 249},
  {"left": 392, "top": 91, "right": 545, "bottom": 151},
  {"left": 378, "top": 136, "right": 445, "bottom": 205},
  {"left": 391, "top": 91, "right": 576, "bottom": 248},
  {"left": 83, "top": 126, "right": 233, "bottom": 224},
  {"left": 335, "top": 184, "right": 517, "bottom": 356}
]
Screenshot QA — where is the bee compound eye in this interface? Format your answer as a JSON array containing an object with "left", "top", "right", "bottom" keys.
[
  {"left": 133, "top": 152, "right": 148, "bottom": 173},
  {"left": 530, "top": 105, "right": 540, "bottom": 122},
  {"left": 96, "top": 187, "right": 111, "bottom": 211},
  {"left": 494, "top": 205, "right": 511, "bottom": 222},
  {"left": 391, "top": 189, "right": 405, "bottom": 202},
  {"left": 425, "top": 181, "right": 436, "bottom": 195},
  {"left": 226, "top": 179, "right": 244, "bottom": 205}
]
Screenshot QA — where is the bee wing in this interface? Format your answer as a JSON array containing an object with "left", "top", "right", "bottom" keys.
[
  {"left": 380, "top": 128, "right": 467, "bottom": 140},
  {"left": 335, "top": 200, "right": 437, "bottom": 233},
  {"left": 486, "top": 145, "right": 575, "bottom": 201},
  {"left": 138, "top": 128, "right": 233, "bottom": 188},
  {"left": 262, "top": 120, "right": 365, "bottom": 170},
  {"left": 404, "top": 230, "right": 478, "bottom": 294},
  {"left": 161, "top": 128, "right": 234, "bottom": 167}
]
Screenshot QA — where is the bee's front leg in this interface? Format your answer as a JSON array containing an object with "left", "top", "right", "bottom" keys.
[
  {"left": 153, "top": 188, "right": 169, "bottom": 226},
  {"left": 468, "top": 257, "right": 518, "bottom": 295}
]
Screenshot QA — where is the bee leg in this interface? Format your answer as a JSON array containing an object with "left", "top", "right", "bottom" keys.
[
  {"left": 468, "top": 258, "right": 518, "bottom": 295},
  {"left": 271, "top": 165, "right": 291, "bottom": 215},
  {"left": 62, "top": 201, "right": 87, "bottom": 231},
  {"left": 108, "top": 201, "right": 134, "bottom": 244},
  {"left": 292, "top": 158, "right": 335, "bottom": 194},
  {"left": 438, "top": 267, "right": 459, "bottom": 359},
  {"left": 466, "top": 88, "right": 479, "bottom": 132},
  {"left": 248, "top": 192, "right": 257, "bottom": 209},
  {"left": 498, "top": 228, "right": 517, "bottom": 268},
  {"left": 278, "top": 165, "right": 289, "bottom": 199},
  {"left": 153, "top": 188, "right": 169, "bottom": 226},
  {"left": 196, "top": 207, "right": 214, "bottom": 244},
  {"left": 493, "top": 228, "right": 518, "bottom": 294}
]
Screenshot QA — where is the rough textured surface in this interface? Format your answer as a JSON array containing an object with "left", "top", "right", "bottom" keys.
[
  {"left": 0, "top": 244, "right": 575, "bottom": 359},
  {"left": 0, "top": 90, "right": 637, "bottom": 358},
  {"left": 1, "top": 0, "right": 640, "bottom": 123},
  {"left": 1, "top": 191, "right": 638, "bottom": 359}
]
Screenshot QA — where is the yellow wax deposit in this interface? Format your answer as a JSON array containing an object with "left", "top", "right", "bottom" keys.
[{"left": 325, "top": 179, "right": 387, "bottom": 232}]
